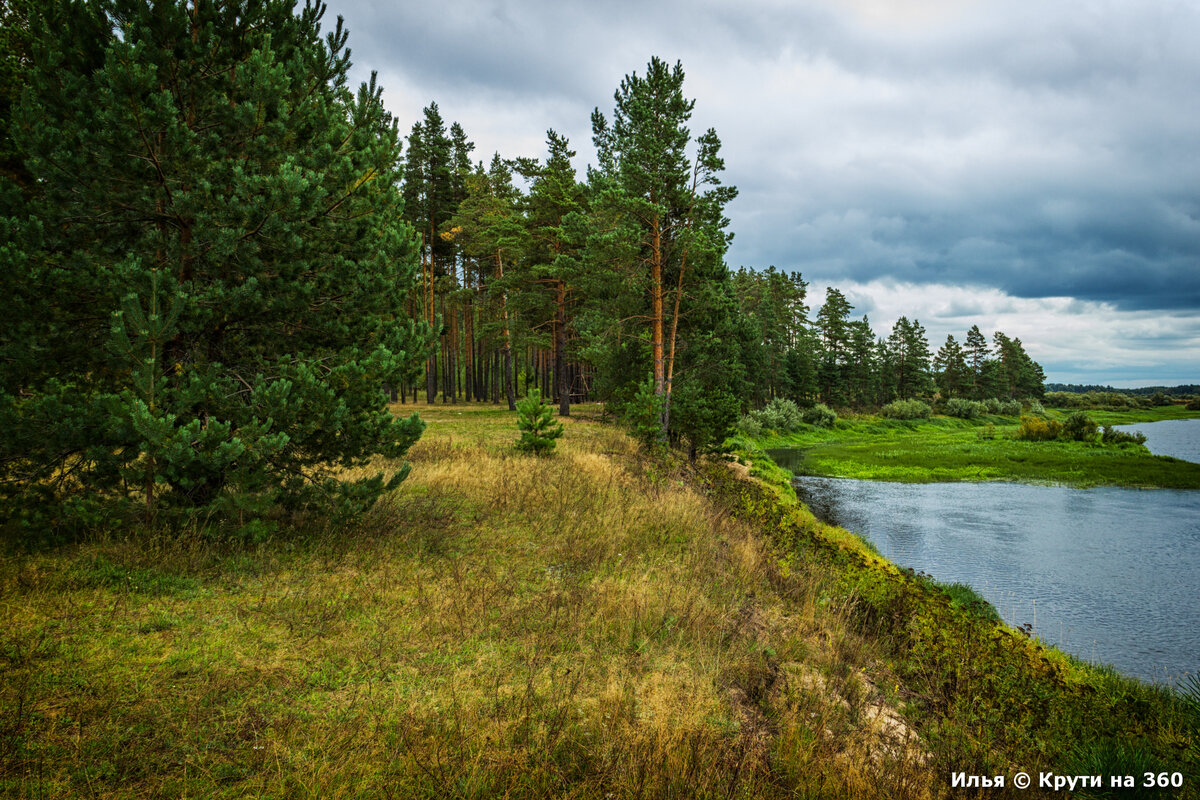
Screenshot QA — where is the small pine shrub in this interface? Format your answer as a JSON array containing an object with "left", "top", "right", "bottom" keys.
[
  {"left": 625, "top": 379, "right": 665, "bottom": 450},
  {"left": 802, "top": 402, "right": 837, "bottom": 428},
  {"left": 945, "top": 398, "right": 984, "bottom": 419},
  {"left": 1061, "top": 411, "right": 1099, "bottom": 442},
  {"left": 881, "top": 399, "right": 932, "bottom": 420},
  {"left": 1015, "top": 415, "right": 1062, "bottom": 441},
  {"left": 1100, "top": 425, "right": 1147, "bottom": 446},
  {"left": 976, "top": 422, "right": 997, "bottom": 440},
  {"left": 515, "top": 389, "right": 564, "bottom": 455}
]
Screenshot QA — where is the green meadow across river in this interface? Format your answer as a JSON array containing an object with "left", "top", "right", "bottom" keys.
[{"left": 747, "top": 406, "right": 1200, "bottom": 489}]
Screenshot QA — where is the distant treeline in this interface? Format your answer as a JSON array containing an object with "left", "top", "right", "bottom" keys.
[{"left": 1046, "top": 384, "right": 1200, "bottom": 396}]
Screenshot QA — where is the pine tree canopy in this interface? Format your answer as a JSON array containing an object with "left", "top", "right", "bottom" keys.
[{"left": 0, "top": 0, "right": 430, "bottom": 533}]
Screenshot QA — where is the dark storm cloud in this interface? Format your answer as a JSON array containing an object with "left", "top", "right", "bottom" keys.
[{"left": 322, "top": 0, "right": 1198, "bottom": 379}]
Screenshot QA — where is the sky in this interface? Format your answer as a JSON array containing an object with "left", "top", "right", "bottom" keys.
[{"left": 321, "top": 0, "right": 1199, "bottom": 387}]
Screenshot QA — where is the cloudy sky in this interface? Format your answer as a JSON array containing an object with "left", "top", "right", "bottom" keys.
[{"left": 323, "top": 0, "right": 1199, "bottom": 386}]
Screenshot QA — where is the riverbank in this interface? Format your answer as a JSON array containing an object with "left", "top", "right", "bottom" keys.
[
  {"left": 3, "top": 403, "right": 1197, "bottom": 798},
  {"left": 743, "top": 406, "right": 1200, "bottom": 488}
]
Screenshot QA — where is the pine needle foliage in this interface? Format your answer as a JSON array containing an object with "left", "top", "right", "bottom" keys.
[
  {"left": 514, "top": 389, "right": 563, "bottom": 455},
  {"left": 0, "top": 0, "right": 431, "bottom": 535}
]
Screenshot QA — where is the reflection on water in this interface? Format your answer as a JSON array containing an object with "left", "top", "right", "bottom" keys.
[{"left": 787, "top": 474, "right": 1200, "bottom": 685}]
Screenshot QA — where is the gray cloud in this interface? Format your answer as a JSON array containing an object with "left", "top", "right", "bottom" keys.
[{"left": 323, "top": 0, "right": 1199, "bottom": 381}]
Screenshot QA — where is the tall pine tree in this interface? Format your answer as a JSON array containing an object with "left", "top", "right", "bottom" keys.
[
  {"left": 1, "top": 0, "right": 430, "bottom": 531},
  {"left": 589, "top": 57, "right": 737, "bottom": 440}
]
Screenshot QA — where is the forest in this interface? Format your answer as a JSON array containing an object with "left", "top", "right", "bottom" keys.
[
  {"left": 0, "top": 0, "right": 1043, "bottom": 532},
  {"left": 375, "top": 96, "right": 1048, "bottom": 441}
]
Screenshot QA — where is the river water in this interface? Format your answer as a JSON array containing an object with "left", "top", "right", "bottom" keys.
[
  {"left": 771, "top": 419, "right": 1200, "bottom": 685},
  {"left": 1115, "top": 418, "right": 1200, "bottom": 464}
]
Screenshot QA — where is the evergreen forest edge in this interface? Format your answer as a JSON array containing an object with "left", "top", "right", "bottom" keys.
[{"left": 10, "top": 0, "right": 1189, "bottom": 537}]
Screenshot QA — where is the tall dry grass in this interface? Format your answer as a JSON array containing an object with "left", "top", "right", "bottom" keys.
[{"left": 1, "top": 403, "right": 935, "bottom": 799}]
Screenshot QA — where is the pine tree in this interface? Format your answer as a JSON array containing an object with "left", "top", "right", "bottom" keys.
[
  {"left": 965, "top": 324, "right": 990, "bottom": 399},
  {"left": 933, "top": 334, "right": 970, "bottom": 399},
  {"left": 515, "top": 130, "right": 586, "bottom": 416},
  {"left": 992, "top": 332, "right": 1045, "bottom": 399},
  {"left": 1, "top": 0, "right": 430, "bottom": 531},
  {"left": 402, "top": 103, "right": 456, "bottom": 403},
  {"left": 815, "top": 288, "right": 853, "bottom": 405},
  {"left": 887, "top": 317, "right": 933, "bottom": 400},
  {"left": 846, "top": 317, "right": 877, "bottom": 408},
  {"left": 588, "top": 58, "right": 737, "bottom": 439},
  {"left": 514, "top": 388, "right": 563, "bottom": 455},
  {"left": 443, "top": 155, "right": 527, "bottom": 410}
]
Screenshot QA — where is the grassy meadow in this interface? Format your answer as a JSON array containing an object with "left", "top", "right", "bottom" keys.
[
  {"left": 3, "top": 402, "right": 1198, "bottom": 798},
  {"left": 2, "top": 403, "right": 936, "bottom": 799},
  {"left": 748, "top": 406, "right": 1200, "bottom": 488}
]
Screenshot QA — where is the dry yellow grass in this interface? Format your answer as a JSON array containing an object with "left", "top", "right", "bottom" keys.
[{"left": 1, "top": 402, "right": 936, "bottom": 799}]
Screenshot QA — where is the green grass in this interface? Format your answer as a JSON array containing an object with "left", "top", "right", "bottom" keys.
[
  {"left": 752, "top": 407, "right": 1200, "bottom": 488},
  {"left": 0, "top": 403, "right": 942, "bottom": 799},
  {"left": 3, "top": 402, "right": 1197, "bottom": 799}
]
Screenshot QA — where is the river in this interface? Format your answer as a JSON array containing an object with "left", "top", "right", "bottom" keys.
[
  {"left": 771, "top": 419, "right": 1200, "bottom": 685},
  {"left": 1115, "top": 417, "right": 1200, "bottom": 464}
]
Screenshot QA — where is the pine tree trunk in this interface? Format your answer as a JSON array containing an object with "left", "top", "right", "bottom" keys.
[
  {"left": 663, "top": 248, "right": 688, "bottom": 436},
  {"left": 425, "top": 238, "right": 437, "bottom": 404},
  {"left": 493, "top": 349, "right": 500, "bottom": 403},
  {"left": 651, "top": 212, "right": 666, "bottom": 437},
  {"left": 504, "top": 344, "right": 515, "bottom": 411},
  {"left": 495, "top": 249, "right": 516, "bottom": 411},
  {"left": 464, "top": 297, "right": 474, "bottom": 402},
  {"left": 482, "top": 345, "right": 489, "bottom": 404},
  {"left": 446, "top": 301, "right": 455, "bottom": 403},
  {"left": 556, "top": 282, "right": 569, "bottom": 416}
]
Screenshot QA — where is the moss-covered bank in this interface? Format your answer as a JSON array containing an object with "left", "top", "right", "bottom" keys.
[{"left": 703, "top": 450, "right": 1200, "bottom": 796}]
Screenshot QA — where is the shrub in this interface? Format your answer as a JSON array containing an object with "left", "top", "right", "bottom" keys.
[
  {"left": 945, "top": 398, "right": 984, "bottom": 419},
  {"left": 757, "top": 397, "right": 804, "bottom": 432},
  {"left": 734, "top": 414, "right": 764, "bottom": 438},
  {"left": 881, "top": 399, "right": 932, "bottom": 420},
  {"left": 982, "top": 398, "right": 1002, "bottom": 414},
  {"left": 1045, "top": 391, "right": 1148, "bottom": 410},
  {"left": 1043, "top": 391, "right": 1079, "bottom": 408},
  {"left": 1061, "top": 411, "right": 1099, "bottom": 442},
  {"left": 1026, "top": 399, "right": 1046, "bottom": 415},
  {"left": 515, "top": 389, "right": 564, "bottom": 455},
  {"left": 1015, "top": 415, "right": 1062, "bottom": 441},
  {"left": 1187, "top": 397, "right": 1200, "bottom": 411},
  {"left": 976, "top": 422, "right": 997, "bottom": 440},
  {"left": 802, "top": 402, "right": 837, "bottom": 428},
  {"left": 1100, "top": 425, "right": 1147, "bottom": 446},
  {"left": 997, "top": 399, "right": 1022, "bottom": 416}
]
